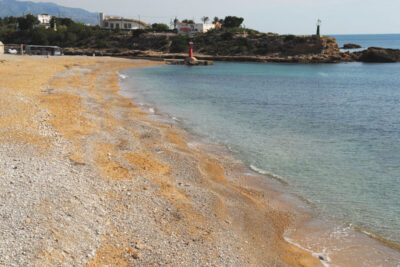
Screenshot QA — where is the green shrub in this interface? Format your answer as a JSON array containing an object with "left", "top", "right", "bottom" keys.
[
  {"left": 151, "top": 23, "right": 170, "bottom": 32},
  {"left": 170, "top": 35, "right": 189, "bottom": 53}
]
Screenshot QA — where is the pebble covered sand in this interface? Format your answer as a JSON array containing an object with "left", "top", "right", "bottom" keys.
[{"left": 0, "top": 55, "right": 320, "bottom": 266}]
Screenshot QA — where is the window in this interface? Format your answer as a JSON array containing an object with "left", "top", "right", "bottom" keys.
[
  {"left": 124, "top": 23, "right": 128, "bottom": 29},
  {"left": 128, "top": 24, "right": 132, "bottom": 28},
  {"left": 116, "top": 24, "right": 120, "bottom": 29},
  {"left": 110, "top": 23, "right": 114, "bottom": 28},
  {"left": 104, "top": 22, "right": 109, "bottom": 27}
]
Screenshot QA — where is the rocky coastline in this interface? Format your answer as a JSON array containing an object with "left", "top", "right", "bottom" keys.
[
  {"left": 59, "top": 33, "right": 400, "bottom": 64},
  {"left": 63, "top": 46, "right": 400, "bottom": 64}
]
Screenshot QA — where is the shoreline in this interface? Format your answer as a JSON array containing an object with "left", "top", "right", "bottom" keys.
[
  {"left": 118, "top": 63, "right": 400, "bottom": 266},
  {"left": 0, "top": 55, "right": 321, "bottom": 266},
  {"left": 1, "top": 54, "right": 399, "bottom": 266}
]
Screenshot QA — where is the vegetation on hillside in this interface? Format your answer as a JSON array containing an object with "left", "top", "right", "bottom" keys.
[
  {"left": 0, "top": 15, "right": 247, "bottom": 49},
  {"left": 0, "top": 15, "right": 332, "bottom": 57}
]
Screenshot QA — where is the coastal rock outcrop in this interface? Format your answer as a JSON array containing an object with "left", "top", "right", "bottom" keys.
[
  {"left": 356, "top": 47, "right": 400, "bottom": 63},
  {"left": 342, "top": 43, "right": 362, "bottom": 49}
]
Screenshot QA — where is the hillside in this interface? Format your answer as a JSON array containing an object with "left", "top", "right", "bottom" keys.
[{"left": 0, "top": 0, "right": 98, "bottom": 25}]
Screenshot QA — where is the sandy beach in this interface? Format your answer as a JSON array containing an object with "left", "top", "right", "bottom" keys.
[{"left": 0, "top": 55, "right": 323, "bottom": 266}]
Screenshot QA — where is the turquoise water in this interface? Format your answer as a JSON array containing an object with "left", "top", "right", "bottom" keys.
[
  {"left": 121, "top": 34, "right": 400, "bottom": 247},
  {"left": 122, "top": 62, "right": 400, "bottom": 245}
]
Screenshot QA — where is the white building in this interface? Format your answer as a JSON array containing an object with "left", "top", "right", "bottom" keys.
[
  {"left": 37, "top": 14, "right": 52, "bottom": 24},
  {"left": 177, "top": 23, "right": 219, "bottom": 34},
  {"left": 99, "top": 13, "right": 148, "bottom": 30},
  {"left": 0, "top": 41, "right": 4, "bottom": 55}
]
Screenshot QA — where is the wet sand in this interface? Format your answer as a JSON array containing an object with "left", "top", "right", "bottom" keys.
[{"left": 0, "top": 55, "right": 320, "bottom": 266}]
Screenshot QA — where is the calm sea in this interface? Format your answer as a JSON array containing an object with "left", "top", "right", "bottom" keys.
[
  {"left": 333, "top": 34, "right": 400, "bottom": 50},
  {"left": 120, "top": 34, "right": 400, "bottom": 263}
]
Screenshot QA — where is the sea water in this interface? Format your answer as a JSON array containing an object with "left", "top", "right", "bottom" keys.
[
  {"left": 333, "top": 34, "right": 400, "bottom": 50},
  {"left": 120, "top": 35, "right": 400, "bottom": 258}
]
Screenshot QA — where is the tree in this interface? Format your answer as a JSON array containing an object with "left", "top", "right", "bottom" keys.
[
  {"left": 17, "top": 14, "right": 39, "bottom": 31},
  {"left": 182, "top": 19, "right": 194, "bottom": 24},
  {"left": 58, "top": 18, "right": 74, "bottom": 27},
  {"left": 222, "top": 16, "right": 244, "bottom": 28},
  {"left": 173, "top": 17, "right": 179, "bottom": 29},
  {"left": 170, "top": 35, "right": 189, "bottom": 53},
  {"left": 201, "top": 16, "right": 209, "bottom": 24},
  {"left": 151, "top": 23, "right": 170, "bottom": 32},
  {"left": 50, "top": 17, "right": 56, "bottom": 29},
  {"left": 213, "top": 17, "right": 219, "bottom": 24}
]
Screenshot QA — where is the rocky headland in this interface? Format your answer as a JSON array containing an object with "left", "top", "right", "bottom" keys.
[{"left": 63, "top": 32, "right": 400, "bottom": 64}]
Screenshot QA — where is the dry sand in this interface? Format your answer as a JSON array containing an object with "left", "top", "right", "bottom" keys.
[{"left": 0, "top": 55, "right": 321, "bottom": 266}]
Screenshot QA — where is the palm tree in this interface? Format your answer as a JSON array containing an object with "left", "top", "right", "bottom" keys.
[
  {"left": 201, "top": 16, "right": 209, "bottom": 24},
  {"left": 213, "top": 17, "right": 219, "bottom": 24},
  {"left": 173, "top": 17, "right": 179, "bottom": 29}
]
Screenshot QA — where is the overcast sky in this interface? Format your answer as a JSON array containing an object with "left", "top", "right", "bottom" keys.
[{"left": 27, "top": 0, "right": 400, "bottom": 34}]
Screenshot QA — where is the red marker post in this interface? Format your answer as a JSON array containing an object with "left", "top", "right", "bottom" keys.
[{"left": 188, "top": 41, "right": 194, "bottom": 58}]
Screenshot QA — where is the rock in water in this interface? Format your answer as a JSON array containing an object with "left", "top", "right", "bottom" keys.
[
  {"left": 358, "top": 47, "right": 400, "bottom": 63},
  {"left": 342, "top": 43, "right": 362, "bottom": 49}
]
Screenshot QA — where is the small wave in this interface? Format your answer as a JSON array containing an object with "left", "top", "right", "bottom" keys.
[
  {"left": 250, "top": 165, "right": 269, "bottom": 175},
  {"left": 250, "top": 164, "right": 268, "bottom": 175},
  {"left": 284, "top": 235, "right": 331, "bottom": 267},
  {"left": 249, "top": 165, "right": 288, "bottom": 185},
  {"left": 149, "top": 108, "right": 155, "bottom": 114}
]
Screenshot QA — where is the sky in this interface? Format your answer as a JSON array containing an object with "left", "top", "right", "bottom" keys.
[{"left": 26, "top": 0, "right": 400, "bottom": 34}]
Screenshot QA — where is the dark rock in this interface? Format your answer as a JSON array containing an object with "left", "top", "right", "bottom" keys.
[
  {"left": 357, "top": 47, "right": 400, "bottom": 63},
  {"left": 342, "top": 43, "right": 362, "bottom": 49},
  {"left": 319, "top": 255, "right": 325, "bottom": 261}
]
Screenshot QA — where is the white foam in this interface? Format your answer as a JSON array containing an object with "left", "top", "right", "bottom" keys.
[
  {"left": 149, "top": 108, "right": 155, "bottom": 114},
  {"left": 250, "top": 164, "right": 269, "bottom": 175},
  {"left": 119, "top": 73, "right": 128, "bottom": 80},
  {"left": 249, "top": 165, "right": 287, "bottom": 183},
  {"left": 284, "top": 235, "right": 331, "bottom": 267}
]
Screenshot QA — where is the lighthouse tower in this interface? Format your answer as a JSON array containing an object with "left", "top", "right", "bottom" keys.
[{"left": 316, "top": 19, "right": 321, "bottom": 37}]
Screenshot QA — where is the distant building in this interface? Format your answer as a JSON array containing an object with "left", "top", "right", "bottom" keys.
[
  {"left": 37, "top": 14, "right": 53, "bottom": 29},
  {"left": 0, "top": 41, "right": 4, "bottom": 55},
  {"left": 99, "top": 12, "right": 148, "bottom": 30},
  {"left": 177, "top": 22, "right": 220, "bottom": 34}
]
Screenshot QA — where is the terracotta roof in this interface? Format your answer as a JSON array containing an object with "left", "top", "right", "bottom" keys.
[{"left": 104, "top": 17, "right": 148, "bottom": 26}]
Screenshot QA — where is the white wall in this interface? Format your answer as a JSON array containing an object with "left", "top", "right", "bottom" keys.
[
  {"left": 102, "top": 20, "right": 145, "bottom": 30},
  {"left": 178, "top": 23, "right": 216, "bottom": 34},
  {"left": 37, "top": 14, "right": 52, "bottom": 24}
]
